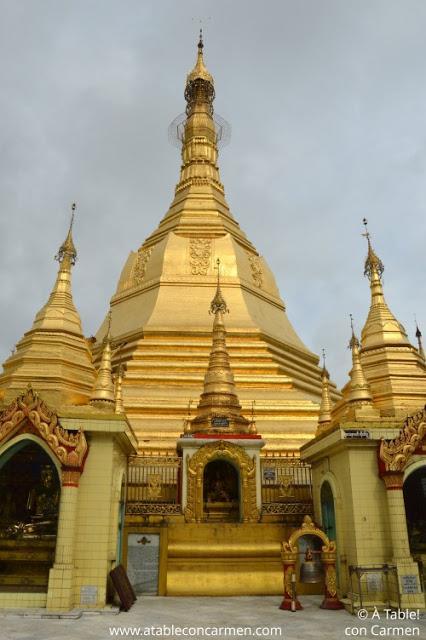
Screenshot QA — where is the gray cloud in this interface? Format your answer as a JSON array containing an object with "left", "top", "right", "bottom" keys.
[{"left": 1, "top": 0, "right": 425, "bottom": 387}]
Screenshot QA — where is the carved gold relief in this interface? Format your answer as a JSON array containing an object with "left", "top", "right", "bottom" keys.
[
  {"left": 380, "top": 406, "right": 426, "bottom": 472},
  {"left": 131, "top": 246, "right": 153, "bottom": 287},
  {"left": 184, "top": 441, "right": 259, "bottom": 524},
  {"left": 325, "top": 565, "right": 337, "bottom": 597},
  {"left": 278, "top": 470, "right": 294, "bottom": 498},
  {"left": 0, "top": 385, "right": 88, "bottom": 471},
  {"left": 147, "top": 473, "right": 162, "bottom": 499},
  {"left": 246, "top": 252, "right": 263, "bottom": 288},
  {"left": 284, "top": 566, "right": 293, "bottom": 595},
  {"left": 189, "top": 238, "right": 212, "bottom": 275}
]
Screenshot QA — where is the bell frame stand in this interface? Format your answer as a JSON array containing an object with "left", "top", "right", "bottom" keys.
[{"left": 279, "top": 515, "right": 344, "bottom": 611}]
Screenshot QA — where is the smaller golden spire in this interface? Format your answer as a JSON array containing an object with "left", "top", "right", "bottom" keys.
[
  {"left": 415, "top": 321, "right": 425, "bottom": 361},
  {"left": 114, "top": 364, "right": 125, "bottom": 414},
  {"left": 90, "top": 311, "right": 115, "bottom": 408},
  {"left": 361, "top": 218, "right": 409, "bottom": 350},
  {"left": 347, "top": 315, "right": 372, "bottom": 403},
  {"left": 318, "top": 349, "right": 333, "bottom": 425},
  {"left": 183, "top": 399, "right": 193, "bottom": 435},
  {"left": 190, "top": 258, "right": 250, "bottom": 433},
  {"left": 248, "top": 400, "right": 258, "bottom": 435},
  {"left": 31, "top": 203, "right": 82, "bottom": 335}
]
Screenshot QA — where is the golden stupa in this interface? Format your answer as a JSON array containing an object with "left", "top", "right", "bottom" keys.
[{"left": 94, "top": 34, "right": 330, "bottom": 454}]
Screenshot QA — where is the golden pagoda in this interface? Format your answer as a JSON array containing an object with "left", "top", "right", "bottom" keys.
[
  {"left": 0, "top": 205, "right": 96, "bottom": 406},
  {"left": 359, "top": 219, "right": 426, "bottom": 415},
  {"left": 94, "top": 33, "right": 332, "bottom": 454}
]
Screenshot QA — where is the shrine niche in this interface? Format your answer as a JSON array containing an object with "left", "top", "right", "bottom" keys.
[
  {"left": 0, "top": 440, "right": 60, "bottom": 591},
  {"left": 184, "top": 441, "right": 259, "bottom": 524},
  {"left": 203, "top": 459, "right": 239, "bottom": 521}
]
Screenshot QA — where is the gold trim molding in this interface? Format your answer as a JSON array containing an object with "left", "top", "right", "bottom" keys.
[{"left": 184, "top": 440, "right": 259, "bottom": 523}]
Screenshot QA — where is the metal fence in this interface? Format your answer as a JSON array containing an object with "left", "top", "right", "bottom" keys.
[{"left": 349, "top": 565, "right": 401, "bottom": 613}]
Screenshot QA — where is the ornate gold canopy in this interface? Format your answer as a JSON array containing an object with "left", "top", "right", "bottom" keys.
[{"left": 0, "top": 385, "right": 88, "bottom": 471}]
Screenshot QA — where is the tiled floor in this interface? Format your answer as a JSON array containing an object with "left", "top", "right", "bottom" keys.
[{"left": 1, "top": 595, "right": 425, "bottom": 640}]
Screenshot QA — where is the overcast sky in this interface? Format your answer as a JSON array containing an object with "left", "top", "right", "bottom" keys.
[{"left": 1, "top": 0, "right": 425, "bottom": 387}]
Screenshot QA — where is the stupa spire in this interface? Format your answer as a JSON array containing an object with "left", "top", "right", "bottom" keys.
[
  {"left": 174, "top": 31, "right": 222, "bottom": 195},
  {"left": 31, "top": 203, "right": 81, "bottom": 334},
  {"left": 0, "top": 204, "right": 96, "bottom": 405},
  {"left": 190, "top": 259, "right": 249, "bottom": 433},
  {"left": 90, "top": 311, "right": 115, "bottom": 407},
  {"left": 361, "top": 219, "right": 409, "bottom": 350},
  {"left": 347, "top": 315, "right": 372, "bottom": 403},
  {"left": 318, "top": 349, "right": 332, "bottom": 426}
]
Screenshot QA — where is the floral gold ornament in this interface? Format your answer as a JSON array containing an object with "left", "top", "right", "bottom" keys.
[
  {"left": 379, "top": 406, "right": 426, "bottom": 472},
  {"left": 246, "top": 252, "right": 263, "bottom": 288},
  {"left": 189, "top": 238, "right": 212, "bottom": 275},
  {"left": 0, "top": 385, "right": 88, "bottom": 472}
]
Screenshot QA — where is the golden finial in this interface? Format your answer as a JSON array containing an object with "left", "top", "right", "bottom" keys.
[
  {"left": 248, "top": 400, "right": 257, "bottom": 434},
  {"left": 362, "top": 218, "right": 384, "bottom": 280},
  {"left": 90, "top": 310, "right": 115, "bottom": 407},
  {"left": 347, "top": 315, "right": 372, "bottom": 403},
  {"left": 415, "top": 317, "right": 425, "bottom": 361},
  {"left": 55, "top": 203, "right": 77, "bottom": 266},
  {"left": 114, "top": 364, "right": 125, "bottom": 414},
  {"left": 186, "top": 27, "right": 214, "bottom": 92},
  {"left": 210, "top": 258, "right": 228, "bottom": 315},
  {"left": 348, "top": 313, "right": 359, "bottom": 350},
  {"left": 183, "top": 399, "right": 193, "bottom": 435},
  {"left": 114, "top": 342, "right": 126, "bottom": 414},
  {"left": 318, "top": 348, "right": 332, "bottom": 425}
]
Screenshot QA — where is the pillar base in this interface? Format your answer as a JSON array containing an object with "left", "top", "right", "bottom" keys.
[
  {"left": 279, "top": 598, "right": 303, "bottom": 610},
  {"left": 46, "top": 563, "right": 75, "bottom": 611},
  {"left": 394, "top": 559, "right": 425, "bottom": 609}
]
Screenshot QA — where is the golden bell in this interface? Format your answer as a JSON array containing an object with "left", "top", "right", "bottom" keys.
[{"left": 299, "top": 548, "right": 323, "bottom": 584}]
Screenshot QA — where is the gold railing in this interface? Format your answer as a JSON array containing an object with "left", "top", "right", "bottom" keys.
[
  {"left": 125, "top": 455, "right": 313, "bottom": 518},
  {"left": 126, "top": 456, "right": 181, "bottom": 514},
  {"left": 260, "top": 457, "right": 313, "bottom": 516}
]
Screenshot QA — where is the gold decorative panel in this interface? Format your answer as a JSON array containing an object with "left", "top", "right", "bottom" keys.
[{"left": 189, "top": 238, "right": 212, "bottom": 275}]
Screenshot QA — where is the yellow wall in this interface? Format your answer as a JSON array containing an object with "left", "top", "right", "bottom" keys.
[
  {"left": 310, "top": 443, "right": 391, "bottom": 595},
  {"left": 71, "top": 433, "right": 127, "bottom": 609}
]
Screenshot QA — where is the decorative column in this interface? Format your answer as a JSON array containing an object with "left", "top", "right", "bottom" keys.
[
  {"left": 280, "top": 545, "right": 302, "bottom": 610},
  {"left": 46, "top": 469, "right": 81, "bottom": 611},
  {"left": 320, "top": 548, "right": 344, "bottom": 610},
  {"left": 382, "top": 472, "right": 423, "bottom": 607},
  {"left": 382, "top": 473, "right": 411, "bottom": 559}
]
